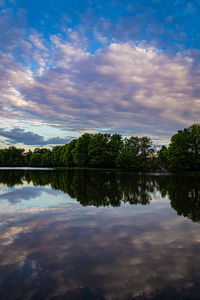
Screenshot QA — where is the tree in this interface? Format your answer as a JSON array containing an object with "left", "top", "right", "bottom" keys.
[
  {"left": 51, "top": 146, "right": 63, "bottom": 167},
  {"left": 168, "top": 123, "right": 200, "bottom": 170},
  {"left": 73, "top": 134, "right": 92, "bottom": 167},
  {"left": 3, "top": 146, "right": 25, "bottom": 167},
  {"left": 29, "top": 153, "right": 42, "bottom": 167},
  {"left": 88, "top": 133, "right": 111, "bottom": 167},
  {"left": 0, "top": 150, "right": 4, "bottom": 166},
  {"left": 116, "top": 137, "right": 140, "bottom": 169},
  {"left": 116, "top": 147, "right": 135, "bottom": 169},
  {"left": 138, "top": 136, "right": 153, "bottom": 170},
  {"left": 62, "top": 140, "right": 77, "bottom": 167},
  {"left": 157, "top": 146, "right": 169, "bottom": 169},
  {"left": 41, "top": 149, "right": 52, "bottom": 167},
  {"left": 108, "top": 134, "right": 123, "bottom": 167},
  {"left": 24, "top": 150, "right": 32, "bottom": 166}
]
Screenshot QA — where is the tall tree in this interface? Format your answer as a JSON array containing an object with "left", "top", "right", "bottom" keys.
[
  {"left": 157, "top": 146, "right": 169, "bottom": 169},
  {"left": 73, "top": 134, "right": 92, "bottom": 167},
  {"left": 62, "top": 140, "right": 77, "bottom": 167},
  {"left": 51, "top": 146, "right": 63, "bottom": 167},
  {"left": 138, "top": 136, "right": 153, "bottom": 170},
  {"left": 29, "top": 152, "right": 42, "bottom": 167},
  {"left": 41, "top": 149, "right": 52, "bottom": 167},
  {"left": 88, "top": 133, "right": 111, "bottom": 167},
  {"left": 168, "top": 123, "right": 200, "bottom": 170},
  {"left": 108, "top": 133, "right": 123, "bottom": 167},
  {"left": 116, "top": 137, "right": 140, "bottom": 169}
]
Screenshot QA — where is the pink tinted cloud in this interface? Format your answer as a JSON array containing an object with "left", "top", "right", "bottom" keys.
[{"left": 0, "top": 9, "right": 200, "bottom": 139}]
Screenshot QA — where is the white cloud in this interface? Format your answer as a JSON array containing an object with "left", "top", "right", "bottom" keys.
[{"left": 0, "top": 13, "right": 200, "bottom": 140}]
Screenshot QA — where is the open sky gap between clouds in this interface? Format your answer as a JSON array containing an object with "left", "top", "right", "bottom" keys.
[{"left": 0, "top": 0, "right": 200, "bottom": 147}]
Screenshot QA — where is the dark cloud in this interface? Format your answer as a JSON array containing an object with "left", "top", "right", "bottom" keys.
[{"left": 0, "top": 128, "right": 70, "bottom": 146}]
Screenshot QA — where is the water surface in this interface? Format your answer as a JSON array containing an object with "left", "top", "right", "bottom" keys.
[{"left": 0, "top": 169, "right": 200, "bottom": 300}]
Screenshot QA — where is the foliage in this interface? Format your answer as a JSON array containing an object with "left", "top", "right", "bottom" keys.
[
  {"left": 41, "top": 149, "right": 52, "bottom": 167},
  {"left": 0, "top": 146, "right": 25, "bottom": 167},
  {"left": 51, "top": 146, "right": 63, "bottom": 167},
  {"left": 73, "top": 133, "right": 92, "bottom": 167},
  {"left": 29, "top": 152, "right": 42, "bottom": 167},
  {"left": 168, "top": 123, "right": 200, "bottom": 170},
  {"left": 88, "top": 133, "right": 111, "bottom": 167},
  {"left": 61, "top": 140, "right": 77, "bottom": 167},
  {"left": 157, "top": 146, "right": 169, "bottom": 169},
  {"left": 0, "top": 123, "right": 199, "bottom": 170}
]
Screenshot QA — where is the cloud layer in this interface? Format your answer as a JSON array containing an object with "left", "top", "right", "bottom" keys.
[{"left": 0, "top": 2, "right": 200, "bottom": 145}]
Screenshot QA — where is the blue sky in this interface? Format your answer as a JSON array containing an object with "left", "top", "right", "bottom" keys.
[{"left": 0, "top": 0, "right": 200, "bottom": 148}]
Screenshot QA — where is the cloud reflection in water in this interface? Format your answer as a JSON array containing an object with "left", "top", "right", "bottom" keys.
[{"left": 0, "top": 170, "right": 200, "bottom": 299}]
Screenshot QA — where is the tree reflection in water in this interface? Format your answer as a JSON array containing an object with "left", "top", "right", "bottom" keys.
[{"left": 0, "top": 170, "right": 200, "bottom": 222}]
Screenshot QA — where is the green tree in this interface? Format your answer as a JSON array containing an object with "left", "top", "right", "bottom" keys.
[
  {"left": 168, "top": 123, "right": 200, "bottom": 170},
  {"left": 51, "top": 146, "right": 63, "bottom": 167},
  {"left": 62, "top": 140, "right": 77, "bottom": 167},
  {"left": 157, "top": 146, "right": 169, "bottom": 169},
  {"left": 138, "top": 136, "right": 154, "bottom": 170},
  {"left": 41, "top": 149, "right": 52, "bottom": 167},
  {"left": 116, "top": 147, "right": 135, "bottom": 169},
  {"left": 29, "top": 152, "right": 42, "bottom": 167},
  {"left": 108, "top": 133, "right": 123, "bottom": 167},
  {"left": 73, "top": 133, "right": 92, "bottom": 167},
  {"left": 116, "top": 137, "right": 140, "bottom": 169},
  {"left": 24, "top": 150, "right": 32, "bottom": 166},
  {"left": 88, "top": 133, "right": 111, "bottom": 167},
  {"left": 0, "top": 150, "right": 4, "bottom": 166},
  {"left": 3, "top": 146, "right": 25, "bottom": 167}
]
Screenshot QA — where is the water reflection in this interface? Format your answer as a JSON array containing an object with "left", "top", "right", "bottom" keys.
[
  {"left": 0, "top": 170, "right": 200, "bottom": 223},
  {"left": 0, "top": 170, "right": 200, "bottom": 299},
  {"left": 0, "top": 170, "right": 155, "bottom": 206}
]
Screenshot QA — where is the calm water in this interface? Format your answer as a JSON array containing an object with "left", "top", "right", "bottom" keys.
[{"left": 0, "top": 169, "right": 200, "bottom": 300}]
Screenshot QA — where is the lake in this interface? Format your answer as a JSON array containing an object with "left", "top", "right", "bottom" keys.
[{"left": 0, "top": 169, "right": 200, "bottom": 300}]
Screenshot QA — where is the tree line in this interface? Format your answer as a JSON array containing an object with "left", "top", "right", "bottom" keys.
[{"left": 0, "top": 123, "right": 199, "bottom": 170}]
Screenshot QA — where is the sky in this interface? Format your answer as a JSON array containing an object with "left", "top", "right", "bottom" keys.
[{"left": 0, "top": 0, "right": 200, "bottom": 148}]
